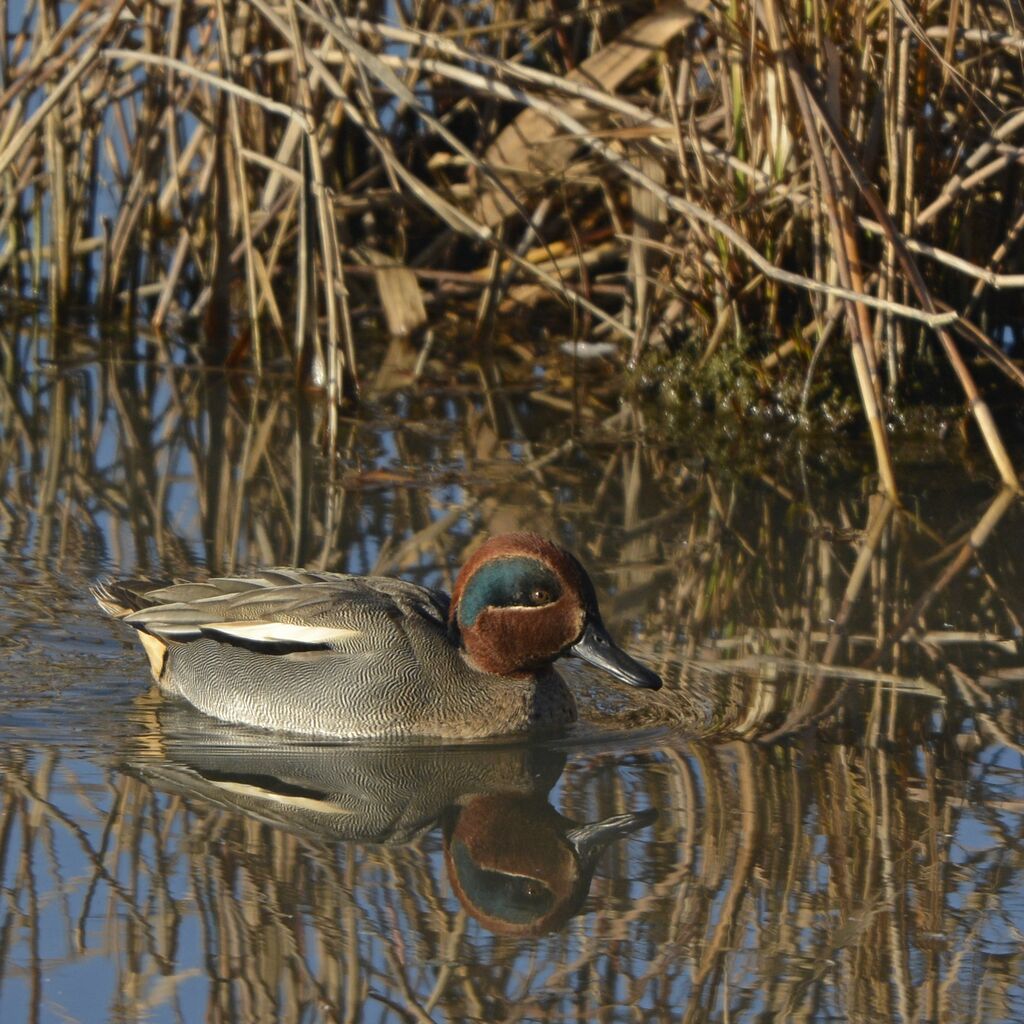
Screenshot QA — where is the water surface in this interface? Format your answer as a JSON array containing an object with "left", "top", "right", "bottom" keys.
[{"left": 0, "top": 320, "right": 1021, "bottom": 1022}]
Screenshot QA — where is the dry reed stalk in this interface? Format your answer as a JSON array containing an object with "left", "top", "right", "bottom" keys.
[
  {"left": 762, "top": 0, "right": 898, "bottom": 498},
  {"left": 775, "top": 38, "right": 1020, "bottom": 489},
  {"left": 1, "top": 0, "right": 1023, "bottom": 486},
  {"left": 214, "top": 0, "right": 262, "bottom": 370}
]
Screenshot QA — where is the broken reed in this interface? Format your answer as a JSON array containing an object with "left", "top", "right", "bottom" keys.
[{"left": 1, "top": 0, "right": 1023, "bottom": 485}]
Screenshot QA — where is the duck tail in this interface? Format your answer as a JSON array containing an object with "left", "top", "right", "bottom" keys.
[{"left": 90, "top": 578, "right": 168, "bottom": 618}]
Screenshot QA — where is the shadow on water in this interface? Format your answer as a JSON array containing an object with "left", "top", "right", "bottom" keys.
[{"left": 0, "top": 312, "right": 1022, "bottom": 1020}]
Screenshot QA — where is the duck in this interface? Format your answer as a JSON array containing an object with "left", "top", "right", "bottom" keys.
[{"left": 93, "top": 532, "right": 662, "bottom": 739}]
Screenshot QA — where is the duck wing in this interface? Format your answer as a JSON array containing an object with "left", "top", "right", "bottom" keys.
[
  {"left": 95, "top": 570, "right": 469, "bottom": 737},
  {"left": 94, "top": 570, "right": 451, "bottom": 655}
]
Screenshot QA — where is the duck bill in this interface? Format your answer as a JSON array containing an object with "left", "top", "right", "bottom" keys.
[
  {"left": 565, "top": 808, "right": 658, "bottom": 866},
  {"left": 570, "top": 620, "right": 662, "bottom": 690}
]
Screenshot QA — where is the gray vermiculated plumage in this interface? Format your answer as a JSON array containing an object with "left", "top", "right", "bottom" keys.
[{"left": 94, "top": 569, "right": 577, "bottom": 739}]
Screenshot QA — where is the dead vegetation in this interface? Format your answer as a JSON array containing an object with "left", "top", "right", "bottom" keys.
[{"left": 1, "top": 0, "right": 1024, "bottom": 486}]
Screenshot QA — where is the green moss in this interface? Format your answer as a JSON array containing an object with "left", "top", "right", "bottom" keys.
[{"left": 631, "top": 330, "right": 860, "bottom": 437}]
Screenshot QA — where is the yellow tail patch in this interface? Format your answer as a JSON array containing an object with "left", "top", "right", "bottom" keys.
[{"left": 138, "top": 632, "right": 168, "bottom": 681}]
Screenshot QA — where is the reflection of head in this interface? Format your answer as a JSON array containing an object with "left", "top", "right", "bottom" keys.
[{"left": 444, "top": 794, "right": 656, "bottom": 937}]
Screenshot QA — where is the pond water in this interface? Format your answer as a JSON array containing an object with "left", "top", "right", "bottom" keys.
[{"left": 0, "top": 318, "right": 1022, "bottom": 1023}]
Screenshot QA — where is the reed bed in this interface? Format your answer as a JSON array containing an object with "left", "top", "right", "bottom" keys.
[{"left": 2, "top": 1, "right": 1024, "bottom": 486}]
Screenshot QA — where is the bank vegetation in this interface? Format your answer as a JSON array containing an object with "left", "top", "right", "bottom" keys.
[{"left": 2, "top": 0, "right": 1023, "bottom": 487}]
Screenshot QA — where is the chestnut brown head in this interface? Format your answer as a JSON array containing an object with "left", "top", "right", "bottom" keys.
[
  {"left": 445, "top": 793, "right": 657, "bottom": 937},
  {"left": 449, "top": 533, "right": 661, "bottom": 689}
]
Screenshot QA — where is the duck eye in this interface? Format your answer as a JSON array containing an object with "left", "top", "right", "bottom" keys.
[{"left": 530, "top": 588, "right": 552, "bottom": 605}]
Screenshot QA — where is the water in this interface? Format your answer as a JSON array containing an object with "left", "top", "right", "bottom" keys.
[{"left": 0, "top": 319, "right": 1022, "bottom": 1022}]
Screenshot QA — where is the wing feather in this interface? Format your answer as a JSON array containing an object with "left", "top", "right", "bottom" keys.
[
  {"left": 199, "top": 621, "right": 361, "bottom": 649},
  {"left": 105, "top": 570, "right": 449, "bottom": 659}
]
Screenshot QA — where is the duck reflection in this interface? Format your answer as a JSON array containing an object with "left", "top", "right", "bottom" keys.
[{"left": 128, "top": 702, "right": 656, "bottom": 937}]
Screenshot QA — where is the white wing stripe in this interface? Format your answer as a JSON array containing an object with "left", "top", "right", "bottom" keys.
[{"left": 202, "top": 621, "right": 361, "bottom": 646}]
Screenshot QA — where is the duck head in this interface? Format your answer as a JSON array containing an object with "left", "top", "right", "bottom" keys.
[{"left": 449, "top": 533, "right": 661, "bottom": 689}]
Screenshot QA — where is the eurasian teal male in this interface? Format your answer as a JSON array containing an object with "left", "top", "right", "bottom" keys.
[{"left": 93, "top": 533, "right": 661, "bottom": 739}]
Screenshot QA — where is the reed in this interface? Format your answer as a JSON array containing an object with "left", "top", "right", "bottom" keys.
[{"left": 2, "top": 1, "right": 1023, "bottom": 483}]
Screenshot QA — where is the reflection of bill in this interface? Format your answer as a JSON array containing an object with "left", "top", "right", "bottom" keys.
[{"left": 128, "top": 704, "right": 656, "bottom": 936}]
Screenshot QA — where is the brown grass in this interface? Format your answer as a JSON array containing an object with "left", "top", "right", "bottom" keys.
[{"left": 1, "top": 0, "right": 1023, "bottom": 483}]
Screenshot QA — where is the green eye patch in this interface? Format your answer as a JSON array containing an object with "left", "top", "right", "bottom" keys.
[{"left": 458, "top": 558, "right": 562, "bottom": 628}]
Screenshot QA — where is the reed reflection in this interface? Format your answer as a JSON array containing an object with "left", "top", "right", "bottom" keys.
[
  {"left": 2, "top": 318, "right": 1022, "bottom": 747},
  {"left": 0, "top": 726, "right": 1018, "bottom": 1021}
]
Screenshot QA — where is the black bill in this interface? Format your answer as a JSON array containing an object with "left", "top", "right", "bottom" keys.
[{"left": 569, "top": 619, "right": 662, "bottom": 690}]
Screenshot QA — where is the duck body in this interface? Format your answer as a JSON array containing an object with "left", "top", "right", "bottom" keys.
[{"left": 94, "top": 533, "right": 661, "bottom": 740}]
